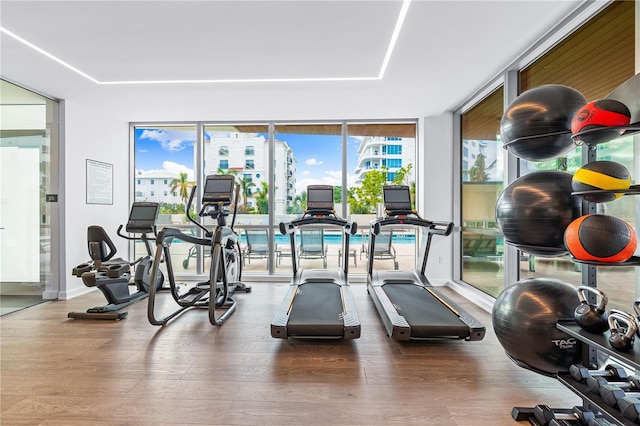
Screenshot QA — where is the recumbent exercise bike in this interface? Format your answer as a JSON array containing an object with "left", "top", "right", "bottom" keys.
[{"left": 69, "top": 202, "right": 165, "bottom": 320}]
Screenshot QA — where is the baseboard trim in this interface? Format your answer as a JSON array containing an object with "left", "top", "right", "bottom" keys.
[{"left": 446, "top": 280, "right": 495, "bottom": 314}]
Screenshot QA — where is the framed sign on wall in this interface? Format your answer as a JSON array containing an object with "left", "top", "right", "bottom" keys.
[{"left": 86, "top": 159, "right": 113, "bottom": 205}]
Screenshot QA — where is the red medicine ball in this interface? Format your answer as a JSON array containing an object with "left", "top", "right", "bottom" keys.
[
  {"left": 564, "top": 214, "right": 637, "bottom": 263},
  {"left": 571, "top": 99, "right": 631, "bottom": 145}
]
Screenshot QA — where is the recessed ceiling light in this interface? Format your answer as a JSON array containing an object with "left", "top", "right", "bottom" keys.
[{"left": 1, "top": 0, "right": 411, "bottom": 85}]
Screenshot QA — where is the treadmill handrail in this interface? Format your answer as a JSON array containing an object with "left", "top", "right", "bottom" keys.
[
  {"left": 280, "top": 214, "right": 357, "bottom": 236},
  {"left": 279, "top": 212, "right": 357, "bottom": 275},
  {"left": 371, "top": 215, "right": 453, "bottom": 237},
  {"left": 368, "top": 214, "right": 453, "bottom": 277}
]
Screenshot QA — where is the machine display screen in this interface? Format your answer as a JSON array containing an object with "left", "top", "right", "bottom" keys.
[
  {"left": 307, "top": 185, "right": 334, "bottom": 210},
  {"left": 128, "top": 203, "right": 159, "bottom": 222},
  {"left": 383, "top": 186, "right": 412, "bottom": 211},
  {"left": 202, "top": 175, "right": 234, "bottom": 204},
  {"left": 126, "top": 202, "right": 159, "bottom": 232}
]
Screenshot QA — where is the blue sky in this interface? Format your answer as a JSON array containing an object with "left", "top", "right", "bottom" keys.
[{"left": 135, "top": 128, "right": 362, "bottom": 193}]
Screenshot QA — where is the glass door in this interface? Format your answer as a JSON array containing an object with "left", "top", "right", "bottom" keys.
[{"left": 0, "top": 80, "right": 59, "bottom": 315}]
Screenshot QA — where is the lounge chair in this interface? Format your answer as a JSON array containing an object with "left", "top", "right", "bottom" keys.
[
  {"left": 362, "top": 230, "right": 398, "bottom": 270},
  {"left": 243, "top": 228, "right": 269, "bottom": 268},
  {"left": 297, "top": 228, "right": 328, "bottom": 268}
]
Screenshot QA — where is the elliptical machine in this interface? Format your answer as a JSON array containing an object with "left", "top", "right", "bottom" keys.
[
  {"left": 146, "top": 174, "right": 251, "bottom": 326},
  {"left": 69, "top": 202, "right": 165, "bottom": 320}
]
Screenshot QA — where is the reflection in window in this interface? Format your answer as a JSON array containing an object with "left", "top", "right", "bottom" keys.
[{"left": 460, "top": 87, "right": 504, "bottom": 298}]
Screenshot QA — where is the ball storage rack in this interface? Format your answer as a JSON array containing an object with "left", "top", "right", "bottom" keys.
[{"left": 510, "top": 72, "right": 640, "bottom": 426}]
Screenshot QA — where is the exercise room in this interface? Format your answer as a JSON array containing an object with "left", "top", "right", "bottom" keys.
[{"left": 2, "top": 1, "right": 640, "bottom": 425}]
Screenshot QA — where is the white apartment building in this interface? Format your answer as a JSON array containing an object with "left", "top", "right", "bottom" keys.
[
  {"left": 204, "top": 132, "right": 296, "bottom": 215},
  {"left": 354, "top": 136, "right": 415, "bottom": 184},
  {"left": 134, "top": 169, "right": 185, "bottom": 204}
]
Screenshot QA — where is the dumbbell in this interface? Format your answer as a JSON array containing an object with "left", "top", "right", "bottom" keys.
[
  {"left": 619, "top": 396, "right": 640, "bottom": 422},
  {"left": 549, "top": 420, "right": 614, "bottom": 426},
  {"left": 586, "top": 419, "right": 615, "bottom": 426},
  {"left": 533, "top": 405, "right": 596, "bottom": 426},
  {"left": 575, "top": 286, "right": 609, "bottom": 333},
  {"left": 586, "top": 375, "right": 640, "bottom": 395},
  {"left": 569, "top": 363, "right": 629, "bottom": 383},
  {"left": 599, "top": 383, "right": 640, "bottom": 407},
  {"left": 608, "top": 309, "right": 637, "bottom": 352}
]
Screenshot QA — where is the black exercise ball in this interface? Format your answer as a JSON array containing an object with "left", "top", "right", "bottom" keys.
[
  {"left": 492, "top": 278, "right": 582, "bottom": 376},
  {"left": 495, "top": 170, "right": 582, "bottom": 256},
  {"left": 501, "top": 84, "right": 586, "bottom": 162}
]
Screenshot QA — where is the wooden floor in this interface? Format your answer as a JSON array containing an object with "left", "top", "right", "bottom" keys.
[{"left": 0, "top": 281, "right": 582, "bottom": 425}]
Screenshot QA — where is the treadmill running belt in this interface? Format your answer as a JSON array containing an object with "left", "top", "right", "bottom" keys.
[
  {"left": 287, "top": 282, "right": 344, "bottom": 337},
  {"left": 382, "top": 283, "right": 470, "bottom": 339}
]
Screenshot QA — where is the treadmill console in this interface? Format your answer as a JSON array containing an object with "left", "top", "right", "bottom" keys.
[
  {"left": 306, "top": 185, "right": 334, "bottom": 213},
  {"left": 202, "top": 174, "right": 235, "bottom": 206},
  {"left": 126, "top": 202, "right": 160, "bottom": 233},
  {"left": 383, "top": 185, "right": 413, "bottom": 214}
]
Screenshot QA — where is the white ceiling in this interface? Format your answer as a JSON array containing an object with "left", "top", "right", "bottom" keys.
[{"left": 0, "top": 0, "right": 584, "bottom": 121}]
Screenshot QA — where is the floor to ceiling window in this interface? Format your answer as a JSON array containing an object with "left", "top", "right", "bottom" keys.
[
  {"left": 133, "top": 125, "right": 198, "bottom": 273},
  {"left": 460, "top": 87, "right": 504, "bottom": 298},
  {"left": 273, "top": 124, "right": 343, "bottom": 273},
  {"left": 0, "top": 80, "right": 59, "bottom": 315},
  {"left": 132, "top": 121, "right": 417, "bottom": 277},
  {"left": 348, "top": 123, "right": 417, "bottom": 274}
]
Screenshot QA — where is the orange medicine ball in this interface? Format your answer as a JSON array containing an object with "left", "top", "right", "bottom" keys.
[{"left": 564, "top": 214, "right": 637, "bottom": 263}]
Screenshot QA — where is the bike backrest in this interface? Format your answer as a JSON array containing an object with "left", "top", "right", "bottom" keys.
[{"left": 87, "top": 225, "right": 117, "bottom": 262}]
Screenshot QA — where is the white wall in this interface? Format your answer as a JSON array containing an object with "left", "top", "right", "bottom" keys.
[
  {"left": 60, "top": 100, "right": 131, "bottom": 299},
  {"left": 418, "top": 113, "right": 454, "bottom": 285}
]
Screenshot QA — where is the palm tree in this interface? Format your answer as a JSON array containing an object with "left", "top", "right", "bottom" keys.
[
  {"left": 169, "top": 172, "right": 195, "bottom": 207},
  {"left": 254, "top": 181, "right": 270, "bottom": 214},
  {"left": 216, "top": 167, "right": 239, "bottom": 178},
  {"left": 239, "top": 176, "right": 256, "bottom": 212},
  {"left": 467, "top": 153, "right": 496, "bottom": 182},
  {"left": 287, "top": 191, "right": 307, "bottom": 214}
]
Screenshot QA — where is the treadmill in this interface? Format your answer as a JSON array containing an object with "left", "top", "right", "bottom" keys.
[
  {"left": 367, "top": 185, "right": 486, "bottom": 341},
  {"left": 271, "top": 185, "right": 361, "bottom": 339}
]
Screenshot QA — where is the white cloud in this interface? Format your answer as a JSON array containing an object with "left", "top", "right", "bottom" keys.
[
  {"left": 162, "top": 161, "right": 194, "bottom": 180},
  {"left": 305, "top": 158, "right": 323, "bottom": 166},
  {"left": 302, "top": 170, "right": 311, "bottom": 176},
  {"left": 295, "top": 176, "right": 337, "bottom": 193},
  {"left": 140, "top": 129, "right": 195, "bottom": 152},
  {"left": 294, "top": 171, "right": 359, "bottom": 194}
]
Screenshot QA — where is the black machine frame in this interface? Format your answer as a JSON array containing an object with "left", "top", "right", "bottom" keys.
[
  {"left": 271, "top": 185, "right": 361, "bottom": 339},
  {"left": 367, "top": 185, "right": 486, "bottom": 341},
  {"left": 146, "top": 174, "right": 250, "bottom": 326},
  {"left": 69, "top": 201, "right": 164, "bottom": 320}
]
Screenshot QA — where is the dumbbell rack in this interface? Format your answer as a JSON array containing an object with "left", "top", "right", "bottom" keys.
[{"left": 555, "top": 318, "right": 640, "bottom": 425}]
